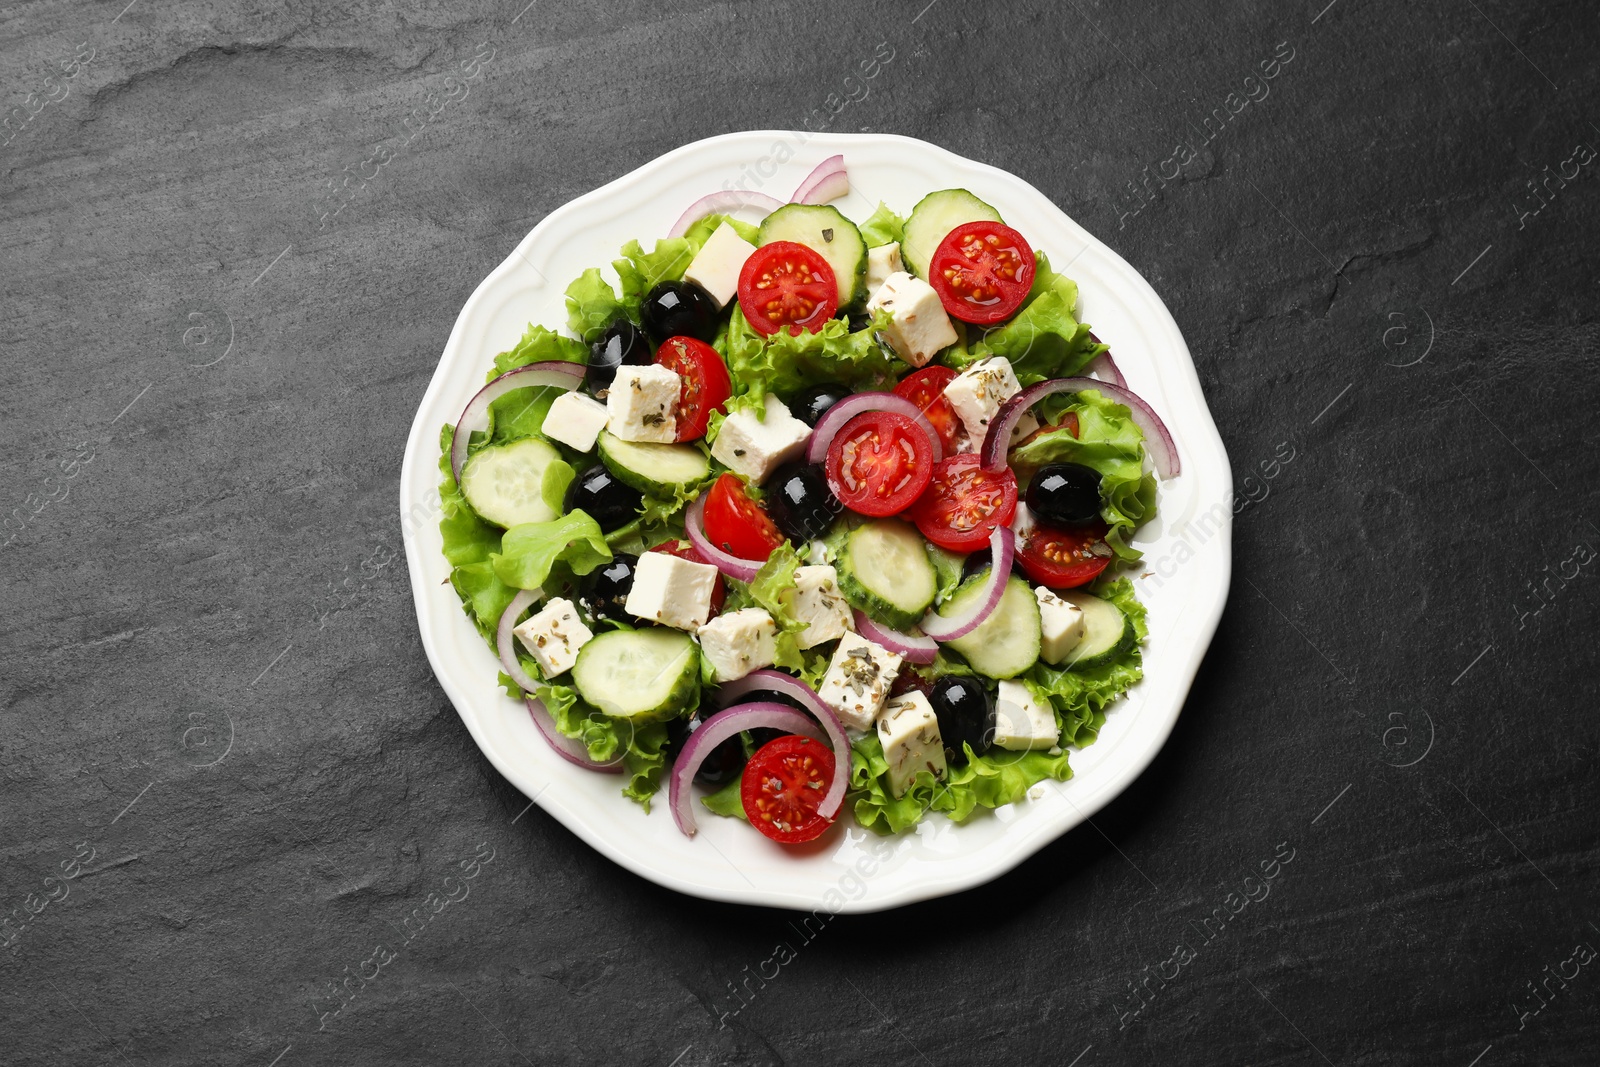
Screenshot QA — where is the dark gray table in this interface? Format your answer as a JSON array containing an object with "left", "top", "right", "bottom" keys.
[{"left": 4, "top": 1, "right": 1596, "bottom": 1063}]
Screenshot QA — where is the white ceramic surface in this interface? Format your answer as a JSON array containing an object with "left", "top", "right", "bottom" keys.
[{"left": 399, "top": 131, "right": 1232, "bottom": 913}]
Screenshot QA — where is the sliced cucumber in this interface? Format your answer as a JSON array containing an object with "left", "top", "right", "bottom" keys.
[
  {"left": 941, "top": 576, "right": 1041, "bottom": 679},
  {"left": 836, "top": 520, "right": 937, "bottom": 630},
  {"left": 758, "top": 203, "right": 869, "bottom": 308},
  {"left": 571, "top": 628, "right": 700, "bottom": 722},
  {"left": 459, "top": 437, "right": 565, "bottom": 528},
  {"left": 900, "top": 189, "right": 1004, "bottom": 279},
  {"left": 597, "top": 431, "right": 711, "bottom": 495},
  {"left": 1056, "top": 590, "right": 1133, "bottom": 670}
]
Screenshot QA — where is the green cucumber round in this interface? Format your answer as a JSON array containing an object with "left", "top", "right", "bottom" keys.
[
  {"left": 459, "top": 437, "right": 565, "bottom": 528},
  {"left": 900, "top": 189, "right": 1004, "bottom": 279},
  {"left": 757, "top": 203, "right": 869, "bottom": 308},
  {"left": 835, "top": 520, "right": 936, "bottom": 631},
  {"left": 571, "top": 628, "right": 700, "bottom": 722},
  {"left": 940, "top": 576, "right": 1041, "bottom": 679},
  {"left": 597, "top": 431, "right": 711, "bottom": 495},
  {"left": 1056, "top": 590, "right": 1133, "bottom": 670}
]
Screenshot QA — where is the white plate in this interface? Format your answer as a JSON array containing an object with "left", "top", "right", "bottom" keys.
[{"left": 400, "top": 131, "right": 1231, "bottom": 913}]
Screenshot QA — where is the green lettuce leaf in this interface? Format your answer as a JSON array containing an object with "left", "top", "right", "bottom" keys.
[
  {"left": 682, "top": 212, "right": 760, "bottom": 248},
  {"left": 860, "top": 202, "right": 906, "bottom": 247},
  {"left": 945, "top": 253, "right": 1107, "bottom": 386},
  {"left": 1027, "top": 578, "right": 1147, "bottom": 745},
  {"left": 849, "top": 734, "right": 1074, "bottom": 835},
  {"left": 701, "top": 776, "right": 747, "bottom": 819},
  {"left": 534, "top": 680, "right": 672, "bottom": 809},
  {"left": 743, "top": 542, "right": 809, "bottom": 672},
  {"left": 1009, "top": 389, "right": 1157, "bottom": 561},
  {"left": 614, "top": 237, "right": 697, "bottom": 310},
  {"left": 565, "top": 268, "right": 627, "bottom": 343},
  {"left": 719, "top": 307, "right": 902, "bottom": 405},
  {"left": 491, "top": 510, "right": 612, "bottom": 590},
  {"left": 487, "top": 324, "right": 589, "bottom": 442}
]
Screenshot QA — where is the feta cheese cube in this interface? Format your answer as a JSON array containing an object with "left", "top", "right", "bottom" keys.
[
  {"left": 512, "top": 596, "right": 594, "bottom": 678},
  {"left": 683, "top": 222, "right": 756, "bottom": 308},
  {"left": 817, "top": 632, "right": 903, "bottom": 732},
  {"left": 607, "top": 365, "right": 679, "bottom": 443},
  {"left": 943, "top": 356, "right": 1037, "bottom": 442},
  {"left": 709, "top": 394, "right": 812, "bottom": 484},
  {"left": 1034, "top": 586, "right": 1086, "bottom": 665},
  {"left": 624, "top": 551, "right": 718, "bottom": 630},
  {"left": 877, "top": 691, "right": 947, "bottom": 798},
  {"left": 865, "top": 271, "right": 958, "bottom": 368},
  {"left": 696, "top": 607, "right": 778, "bottom": 682},
  {"left": 993, "top": 679, "right": 1060, "bottom": 751},
  {"left": 542, "top": 391, "right": 609, "bottom": 453},
  {"left": 793, "top": 565, "right": 852, "bottom": 648},
  {"left": 865, "top": 242, "right": 904, "bottom": 298}
]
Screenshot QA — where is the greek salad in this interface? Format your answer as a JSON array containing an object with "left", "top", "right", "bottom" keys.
[{"left": 436, "top": 155, "right": 1179, "bottom": 845}]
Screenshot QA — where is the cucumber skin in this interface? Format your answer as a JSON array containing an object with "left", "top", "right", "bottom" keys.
[
  {"left": 835, "top": 521, "right": 937, "bottom": 631},
  {"left": 900, "top": 189, "right": 1004, "bottom": 279},
  {"left": 596, "top": 432, "right": 711, "bottom": 496},
  {"left": 571, "top": 629, "right": 700, "bottom": 722},
  {"left": 1057, "top": 593, "right": 1134, "bottom": 670},
  {"left": 942, "top": 577, "right": 1042, "bottom": 679},
  {"left": 758, "top": 204, "right": 869, "bottom": 308}
]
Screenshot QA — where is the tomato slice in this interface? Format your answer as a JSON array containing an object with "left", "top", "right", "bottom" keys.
[
  {"left": 654, "top": 336, "right": 730, "bottom": 442},
  {"left": 702, "top": 473, "right": 786, "bottom": 561},
  {"left": 737, "top": 241, "right": 839, "bottom": 337},
  {"left": 891, "top": 366, "right": 961, "bottom": 453},
  {"left": 648, "top": 538, "right": 726, "bottom": 615},
  {"left": 929, "top": 221, "right": 1036, "bottom": 325},
  {"left": 740, "top": 734, "right": 836, "bottom": 844},
  {"left": 824, "top": 411, "right": 935, "bottom": 518},
  {"left": 1013, "top": 411, "right": 1080, "bottom": 451},
  {"left": 910, "top": 455, "right": 1018, "bottom": 552},
  {"left": 1016, "top": 520, "right": 1113, "bottom": 589}
]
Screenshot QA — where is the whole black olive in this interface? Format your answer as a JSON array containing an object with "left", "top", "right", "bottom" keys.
[
  {"left": 563, "top": 464, "right": 641, "bottom": 531},
  {"left": 581, "top": 554, "right": 638, "bottom": 622},
  {"left": 928, "top": 676, "right": 995, "bottom": 766},
  {"left": 640, "top": 280, "right": 720, "bottom": 344},
  {"left": 764, "top": 462, "right": 839, "bottom": 542},
  {"left": 1026, "top": 463, "right": 1103, "bottom": 528},
  {"left": 788, "top": 383, "right": 850, "bottom": 427},
  {"left": 960, "top": 549, "right": 992, "bottom": 582},
  {"left": 585, "top": 319, "right": 652, "bottom": 395}
]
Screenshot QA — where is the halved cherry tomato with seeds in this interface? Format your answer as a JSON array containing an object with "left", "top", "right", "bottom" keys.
[
  {"left": 910, "top": 455, "right": 1018, "bottom": 553},
  {"left": 823, "top": 411, "right": 934, "bottom": 518},
  {"left": 929, "top": 221, "right": 1036, "bottom": 325},
  {"left": 740, "top": 735, "right": 836, "bottom": 844},
  {"left": 737, "top": 241, "right": 839, "bottom": 337},
  {"left": 654, "top": 336, "right": 730, "bottom": 442},
  {"left": 1016, "top": 520, "right": 1113, "bottom": 589},
  {"left": 891, "top": 366, "right": 962, "bottom": 453},
  {"left": 649, "top": 539, "right": 726, "bottom": 615},
  {"left": 701, "top": 473, "right": 785, "bottom": 561}
]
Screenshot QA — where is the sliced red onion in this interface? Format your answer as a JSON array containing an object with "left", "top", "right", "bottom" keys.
[
  {"left": 667, "top": 190, "right": 785, "bottom": 239},
  {"left": 852, "top": 611, "right": 937, "bottom": 664},
  {"left": 525, "top": 695, "right": 624, "bottom": 774},
  {"left": 791, "top": 155, "right": 849, "bottom": 204},
  {"left": 449, "top": 360, "right": 586, "bottom": 487},
  {"left": 668, "top": 702, "right": 832, "bottom": 837},
  {"left": 804, "top": 391, "right": 944, "bottom": 465},
  {"left": 981, "top": 377, "right": 1179, "bottom": 479},
  {"left": 713, "top": 670, "right": 849, "bottom": 819},
  {"left": 1084, "top": 350, "right": 1126, "bottom": 387},
  {"left": 496, "top": 588, "right": 546, "bottom": 694},
  {"left": 919, "top": 527, "right": 1014, "bottom": 641},
  {"left": 685, "top": 494, "right": 761, "bottom": 582}
]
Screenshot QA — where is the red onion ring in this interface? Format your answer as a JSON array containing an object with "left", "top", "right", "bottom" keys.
[
  {"left": 524, "top": 695, "right": 624, "bottom": 774},
  {"left": 668, "top": 702, "right": 832, "bottom": 837},
  {"left": 919, "top": 527, "right": 1014, "bottom": 641},
  {"left": 1084, "top": 350, "right": 1126, "bottom": 387},
  {"left": 685, "top": 494, "right": 762, "bottom": 582},
  {"left": 852, "top": 611, "right": 937, "bottom": 664},
  {"left": 804, "top": 392, "right": 944, "bottom": 465},
  {"left": 712, "top": 670, "right": 850, "bottom": 819},
  {"left": 496, "top": 588, "right": 546, "bottom": 694},
  {"left": 791, "top": 155, "right": 849, "bottom": 204},
  {"left": 981, "top": 377, "right": 1179, "bottom": 479},
  {"left": 449, "top": 360, "right": 585, "bottom": 487},
  {"left": 667, "top": 190, "right": 785, "bottom": 239}
]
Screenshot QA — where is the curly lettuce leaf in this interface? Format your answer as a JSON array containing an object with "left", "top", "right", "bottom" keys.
[
  {"left": 743, "top": 541, "right": 809, "bottom": 672},
  {"left": 849, "top": 734, "right": 1073, "bottom": 835},
  {"left": 614, "top": 237, "right": 697, "bottom": 310},
  {"left": 491, "top": 511, "right": 612, "bottom": 590},
  {"left": 1027, "top": 578, "right": 1148, "bottom": 745},
  {"left": 683, "top": 212, "right": 760, "bottom": 248},
  {"left": 1009, "top": 389, "right": 1156, "bottom": 561},
  {"left": 860, "top": 202, "right": 906, "bottom": 247},
  {"left": 487, "top": 324, "right": 589, "bottom": 442},
  {"left": 533, "top": 680, "right": 672, "bottom": 809},
  {"left": 719, "top": 307, "right": 901, "bottom": 405},
  {"left": 565, "top": 268, "right": 627, "bottom": 343}
]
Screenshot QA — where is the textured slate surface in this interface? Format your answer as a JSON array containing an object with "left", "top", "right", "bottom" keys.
[{"left": 3, "top": 0, "right": 1597, "bottom": 1064}]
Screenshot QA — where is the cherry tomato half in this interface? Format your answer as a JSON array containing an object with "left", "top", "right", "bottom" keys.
[
  {"left": 1016, "top": 520, "right": 1113, "bottom": 589},
  {"left": 891, "top": 366, "right": 961, "bottom": 453},
  {"left": 929, "top": 221, "right": 1036, "bottom": 325},
  {"left": 1013, "top": 411, "right": 1081, "bottom": 451},
  {"left": 648, "top": 538, "right": 726, "bottom": 616},
  {"left": 737, "top": 241, "right": 839, "bottom": 337},
  {"left": 702, "top": 473, "right": 786, "bottom": 561},
  {"left": 824, "top": 411, "right": 935, "bottom": 518},
  {"left": 910, "top": 455, "right": 1019, "bottom": 553},
  {"left": 740, "top": 734, "right": 836, "bottom": 844},
  {"left": 654, "top": 336, "right": 730, "bottom": 442}
]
